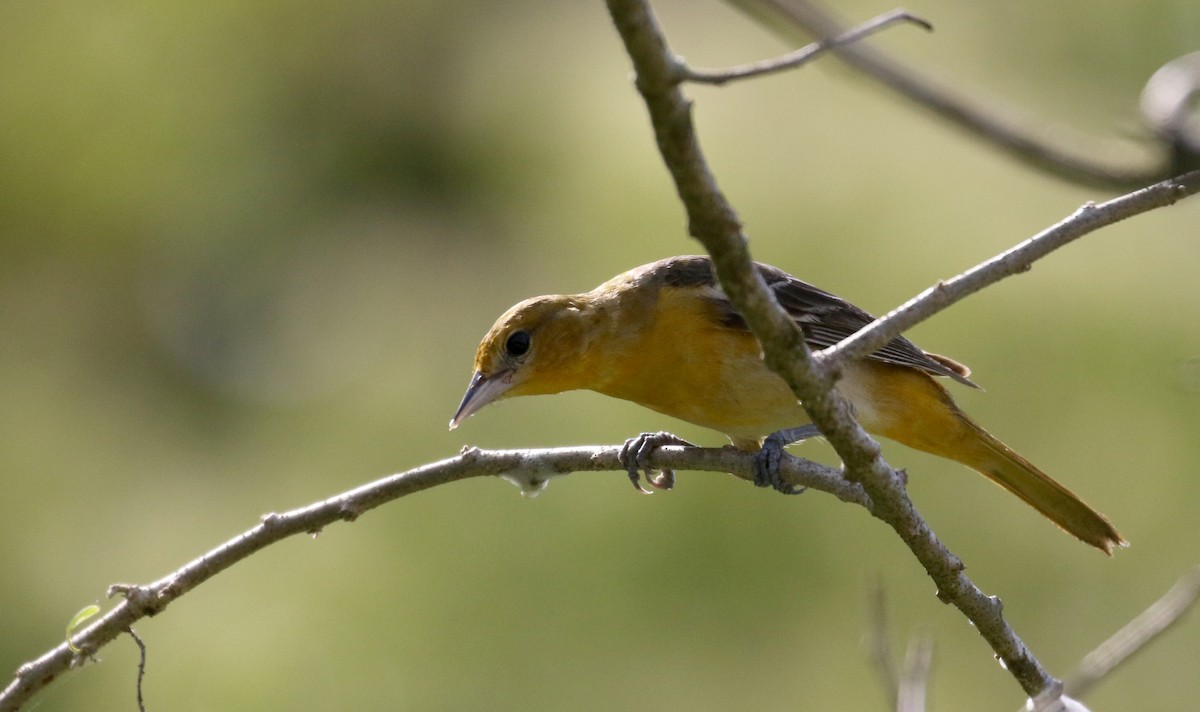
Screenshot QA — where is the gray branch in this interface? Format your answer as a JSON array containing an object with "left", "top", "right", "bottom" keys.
[
  {"left": 0, "top": 445, "right": 862, "bottom": 712},
  {"left": 820, "top": 170, "right": 1200, "bottom": 373},
  {"left": 4, "top": 5, "right": 1197, "bottom": 712},
  {"left": 609, "top": 0, "right": 1200, "bottom": 701},
  {"left": 1065, "top": 565, "right": 1200, "bottom": 699},
  {"left": 723, "top": 0, "right": 1190, "bottom": 190},
  {"left": 681, "top": 8, "right": 930, "bottom": 86}
]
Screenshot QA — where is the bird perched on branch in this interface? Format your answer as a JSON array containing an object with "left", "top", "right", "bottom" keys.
[{"left": 450, "top": 255, "right": 1124, "bottom": 554}]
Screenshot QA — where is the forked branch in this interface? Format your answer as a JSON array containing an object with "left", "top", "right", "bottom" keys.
[
  {"left": 603, "top": 0, "right": 1199, "bottom": 704},
  {"left": 724, "top": 0, "right": 1195, "bottom": 189},
  {"left": 3, "top": 4, "right": 1197, "bottom": 712}
]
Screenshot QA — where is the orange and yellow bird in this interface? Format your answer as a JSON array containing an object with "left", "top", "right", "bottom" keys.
[{"left": 450, "top": 255, "right": 1124, "bottom": 553}]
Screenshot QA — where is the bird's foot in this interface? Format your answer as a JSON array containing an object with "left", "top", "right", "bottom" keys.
[
  {"left": 620, "top": 431, "right": 694, "bottom": 493},
  {"left": 752, "top": 425, "right": 821, "bottom": 495}
]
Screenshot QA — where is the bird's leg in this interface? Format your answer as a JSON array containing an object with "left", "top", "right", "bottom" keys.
[
  {"left": 620, "top": 431, "right": 695, "bottom": 493},
  {"left": 753, "top": 424, "right": 821, "bottom": 494}
]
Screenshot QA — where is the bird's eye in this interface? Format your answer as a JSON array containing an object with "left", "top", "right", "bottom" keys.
[{"left": 505, "top": 330, "right": 531, "bottom": 357}]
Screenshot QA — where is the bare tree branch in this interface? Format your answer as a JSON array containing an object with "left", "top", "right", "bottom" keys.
[
  {"left": 871, "top": 565, "right": 1200, "bottom": 712},
  {"left": 605, "top": 0, "right": 1058, "bottom": 699},
  {"left": 5, "top": 6, "right": 1195, "bottom": 712},
  {"left": 681, "top": 8, "right": 930, "bottom": 86},
  {"left": 724, "top": 0, "right": 1181, "bottom": 190},
  {"left": 1065, "top": 565, "right": 1200, "bottom": 699},
  {"left": 0, "top": 445, "right": 860, "bottom": 712},
  {"left": 820, "top": 169, "right": 1200, "bottom": 374},
  {"left": 127, "top": 628, "right": 147, "bottom": 712}
]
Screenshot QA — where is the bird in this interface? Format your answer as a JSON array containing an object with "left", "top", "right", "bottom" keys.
[{"left": 450, "top": 255, "right": 1124, "bottom": 554}]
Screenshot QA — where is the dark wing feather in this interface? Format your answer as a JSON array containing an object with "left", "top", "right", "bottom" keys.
[
  {"left": 760, "top": 262, "right": 978, "bottom": 387},
  {"left": 659, "top": 256, "right": 976, "bottom": 388}
]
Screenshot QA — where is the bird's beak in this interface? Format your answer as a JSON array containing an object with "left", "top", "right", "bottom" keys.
[{"left": 449, "top": 370, "right": 514, "bottom": 430}]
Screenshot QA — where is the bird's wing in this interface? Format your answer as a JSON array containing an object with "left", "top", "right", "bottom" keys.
[{"left": 659, "top": 255, "right": 977, "bottom": 387}]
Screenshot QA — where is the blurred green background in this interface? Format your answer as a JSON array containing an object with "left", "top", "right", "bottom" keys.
[{"left": 2, "top": 0, "right": 1198, "bottom": 710}]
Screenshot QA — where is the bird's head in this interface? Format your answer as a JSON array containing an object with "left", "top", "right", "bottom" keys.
[{"left": 449, "top": 293, "right": 597, "bottom": 429}]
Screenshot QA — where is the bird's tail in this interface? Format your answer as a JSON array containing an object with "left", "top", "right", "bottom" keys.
[
  {"left": 943, "top": 414, "right": 1125, "bottom": 554},
  {"left": 857, "top": 361, "right": 1125, "bottom": 553}
]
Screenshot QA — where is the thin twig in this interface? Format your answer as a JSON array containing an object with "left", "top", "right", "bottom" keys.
[
  {"left": 5, "top": 7, "right": 1194, "bottom": 712},
  {"left": 724, "top": 0, "right": 1173, "bottom": 190},
  {"left": 682, "top": 9, "right": 930, "bottom": 86},
  {"left": 606, "top": 0, "right": 1057, "bottom": 699},
  {"left": 819, "top": 170, "right": 1200, "bottom": 375},
  {"left": 1065, "top": 565, "right": 1200, "bottom": 699},
  {"left": 0, "top": 444, "right": 862, "bottom": 712},
  {"left": 126, "top": 628, "right": 147, "bottom": 712}
]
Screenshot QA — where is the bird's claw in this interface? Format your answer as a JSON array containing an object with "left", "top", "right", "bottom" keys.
[
  {"left": 752, "top": 439, "right": 804, "bottom": 494},
  {"left": 620, "top": 431, "right": 693, "bottom": 493},
  {"left": 752, "top": 425, "right": 820, "bottom": 495}
]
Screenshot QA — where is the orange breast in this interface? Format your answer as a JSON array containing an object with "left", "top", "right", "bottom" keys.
[{"left": 592, "top": 286, "right": 810, "bottom": 442}]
